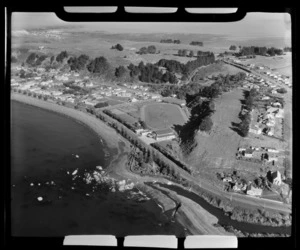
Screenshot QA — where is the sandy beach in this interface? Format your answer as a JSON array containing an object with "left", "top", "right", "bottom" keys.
[{"left": 11, "top": 93, "right": 233, "bottom": 236}]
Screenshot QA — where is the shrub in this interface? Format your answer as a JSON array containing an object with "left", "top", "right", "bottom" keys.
[
  {"left": 277, "top": 88, "right": 287, "bottom": 94},
  {"left": 199, "top": 115, "right": 213, "bottom": 132}
]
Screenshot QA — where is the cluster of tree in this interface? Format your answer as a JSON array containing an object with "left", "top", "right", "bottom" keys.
[
  {"left": 159, "top": 70, "right": 245, "bottom": 100},
  {"left": 87, "top": 56, "right": 110, "bottom": 74},
  {"left": 160, "top": 39, "right": 181, "bottom": 44},
  {"left": 276, "top": 87, "right": 287, "bottom": 94},
  {"left": 184, "top": 53, "right": 215, "bottom": 75},
  {"left": 151, "top": 143, "right": 192, "bottom": 174},
  {"left": 190, "top": 41, "right": 203, "bottom": 46},
  {"left": 111, "top": 44, "right": 124, "bottom": 51},
  {"left": 156, "top": 59, "right": 186, "bottom": 74},
  {"left": 229, "top": 45, "right": 237, "bottom": 50},
  {"left": 103, "top": 109, "right": 137, "bottom": 131},
  {"left": 67, "top": 54, "right": 90, "bottom": 71},
  {"left": 178, "top": 49, "right": 194, "bottom": 57},
  {"left": 237, "top": 88, "right": 259, "bottom": 137},
  {"left": 283, "top": 47, "right": 292, "bottom": 52},
  {"left": 94, "top": 102, "right": 109, "bottom": 108},
  {"left": 115, "top": 65, "right": 127, "bottom": 78},
  {"left": 244, "top": 88, "right": 259, "bottom": 111},
  {"left": 239, "top": 112, "right": 251, "bottom": 137},
  {"left": 175, "top": 98, "right": 215, "bottom": 145},
  {"left": 237, "top": 46, "right": 283, "bottom": 57},
  {"left": 127, "top": 61, "right": 177, "bottom": 84},
  {"left": 25, "top": 53, "right": 47, "bottom": 66},
  {"left": 212, "top": 72, "right": 247, "bottom": 93},
  {"left": 56, "top": 51, "right": 68, "bottom": 63},
  {"left": 156, "top": 52, "right": 215, "bottom": 77},
  {"left": 95, "top": 111, "right": 189, "bottom": 185},
  {"left": 137, "top": 45, "right": 157, "bottom": 55}
]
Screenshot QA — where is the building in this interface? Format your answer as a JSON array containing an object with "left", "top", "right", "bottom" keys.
[
  {"left": 82, "top": 99, "right": 98, "bottom": 107},
  {"left": 246, "top": 185, "right": 263, "bottom": 196},
  {"left": 233, "top": 183, "right": 246, "bottom": 192},
  {"left": 267, "top": 148, "right": 279, "bottom": 153},
  {"left": 154, "top": 128, "right": 176, "bottom": 141},
  {"left": 223, "top": 177, "right": 233, "bottom": 183},
  {"left": 272, "top": 171, "right": 282, "bottom": 185},
  {"left": 135, "top": 128, "right": 149, "bottom": 135},
  {"left": 244, "top": 148, "right": 254, "bottom": 158},
  {"left": 249, "top": 127, "right": 262, "bottom": 135}
]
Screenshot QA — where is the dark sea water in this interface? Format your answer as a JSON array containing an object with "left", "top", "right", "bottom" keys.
[{"left": 10, "top": 101, "right": 185, "bottom": 237}]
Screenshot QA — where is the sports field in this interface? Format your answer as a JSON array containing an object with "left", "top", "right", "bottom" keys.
[{"left": 141, "top": 103, "right": 188, "bottom": 130}]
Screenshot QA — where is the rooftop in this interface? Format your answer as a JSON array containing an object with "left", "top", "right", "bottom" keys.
[{"left": 154, "top": 127, "right": 174, "bottom": 136}]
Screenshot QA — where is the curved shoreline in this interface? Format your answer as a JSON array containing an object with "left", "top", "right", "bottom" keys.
[{"left": 9, "top": 93, "right": 235, "bottom": 236}]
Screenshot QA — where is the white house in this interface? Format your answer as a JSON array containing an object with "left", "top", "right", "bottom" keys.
[
  {"left": 272, "top": 171, "right": 282, "bottom": 185},
  {"left": 246, "top": 185, "right": 263, "bottom": 196},
  {"left": 267, "top": 148, "right": 279, "bottom": 153},
  {"left": 244, "top": 149, "right": 254, "bottom": 158}
]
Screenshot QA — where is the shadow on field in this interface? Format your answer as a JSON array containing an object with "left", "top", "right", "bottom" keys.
[{"left": 230, "top": 122, "right": 243, "bottom": 136}]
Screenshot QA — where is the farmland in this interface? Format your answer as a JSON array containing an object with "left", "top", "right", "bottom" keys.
[
  {"left": 238, "top": 53, "right": 292, "bottom": 77},
  {"left": 192, "top": 61, "right": 245, "bottom": 82},
  {"left": 141, "top": 103, "right": 188, "bottom": 130}
]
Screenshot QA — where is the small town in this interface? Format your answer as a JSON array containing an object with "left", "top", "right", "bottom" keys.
[{"left": 9, "top": 11, "right": 293, "bottom": 239}]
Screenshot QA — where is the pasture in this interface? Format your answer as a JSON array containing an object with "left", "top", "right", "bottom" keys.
[
  {"left": 239, "top": 53, "right": 292, "bottom": 77},
  {"left": 192, "top": 62, "right": 245, "bottom": 82},
  {"left": 141, "top": 103, "right": 188, "bottom": 130}
]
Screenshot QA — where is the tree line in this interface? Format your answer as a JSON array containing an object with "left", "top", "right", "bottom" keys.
[
  {"left": 237, "top": 46, "right": 284, "bottom": 57},
  {"left": 190, "top": 41, "right": 203, "bottom": 46},
  {"left": 137, "top": 45, "right": 157, "bottom": 55},
  {"left": 174, "top": 72, "right": 247, "bottom": 147},
  {"left": 111, "top": 44, "right": 124, "bottom": 51},
  {"left": 94, "top": 111, "right": 191, "bottom": 185},
  {"left": 160, "top": 39, "right": 181, "bottom": 44},
  {"left": 238, "top": 88, "right": 259, "bottom": 137},
  {"left": 26, "top": 52, "right": 48, "bottom": 67}
]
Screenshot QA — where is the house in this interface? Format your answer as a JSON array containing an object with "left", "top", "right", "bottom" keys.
[
  {"left": 135, "top": 128, "right": 149, "bottom": 135},
  {"left": 238, "top": 148, "right": 246, "bottom": 152},
  {"left": 268, "top": 157, "right": 278, "bottom": 163},
  {"left": 233, "top": 183, "right": 247, "bottom": 192},
  {"left": 244, "top": 148, "right": 254, "bottom": 158},
  {"left": 267, "top": 127, "right": 275, "bottom": 136},
  {"left": 272, "top": 102, "right": 282, "bottom": 108},
  {"left": 271, "top": 171, "right": 282, "bottom": 185},
  {"left": 249, "top": 127, "right": 262, "bottom": 135},
  {"left": 246, "top": 185, "right": 263, "bottom": 196},
  {"left": 275, "top": 109, "right": 284, "bottom": 118},
  {"left": 152, "top": 94, "right": 161, "bottom": 99},
  {"left": 267, "top": 148, "right": 279, "bottom": 153},
  {"left": 130, "top": 98, "right": 138, "bottom": 103},
  {"left": 153, "top": 128, "right": 176, "bottom": 141},
  {"left": 261, "top": 96, "right": 270, "bottom": 101},
  {"left": 223, "top": 177, "right": 233, "bottom": 183},
  {"left": 85, "top": 82, "right": 94, "bottom": 88},
  {"left": 82, "top": 99, "right": 98, "bottom": 107}
]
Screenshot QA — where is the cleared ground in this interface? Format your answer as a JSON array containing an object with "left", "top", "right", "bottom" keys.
[{"left": 141, "top": 103, "right": 188, "bottom": 130}]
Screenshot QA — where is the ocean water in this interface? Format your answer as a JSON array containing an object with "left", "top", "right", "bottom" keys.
[{"left": 10, "top": 101, "right": 185, "bottom": 237}]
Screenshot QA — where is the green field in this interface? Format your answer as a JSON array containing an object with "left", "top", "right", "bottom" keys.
[{"left": 141, "top": 103, "right": 187, "bottom": 130}]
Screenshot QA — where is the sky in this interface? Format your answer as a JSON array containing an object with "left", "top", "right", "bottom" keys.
[{"left": 11, "top": 11, "right": 291, "bottom": 39}]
